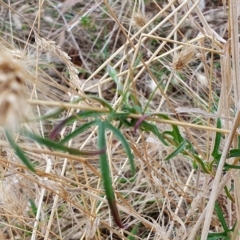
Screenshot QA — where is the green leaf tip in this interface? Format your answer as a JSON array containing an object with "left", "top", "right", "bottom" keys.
[
  {"left": 105, "top": 121, "right": 135, "bottom": 175},
  {"left": 97, "top": 120, "right": 124, "bottom": 228},
  {"left": 5, "top": 130, "right": 35, "bottom": 172}
]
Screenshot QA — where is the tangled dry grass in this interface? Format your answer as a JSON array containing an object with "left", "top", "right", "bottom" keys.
[{"left": 0, "top": 0, "right": 239, "bottom": 239}]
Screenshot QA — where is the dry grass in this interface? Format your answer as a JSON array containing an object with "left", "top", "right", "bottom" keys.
[{"left": 0, "top": 0, "right": 239, "bottom": 239}]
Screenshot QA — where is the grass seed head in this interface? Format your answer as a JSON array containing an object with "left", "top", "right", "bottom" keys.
[
  {"left": 172, "top": 45, "right": 196, "bottom": 72},
  {"left": 132, "top": 12, "right": 148, "bottom": 29},
  {"left": 0, "top": 50, "right": 29, "bottom": 130}
]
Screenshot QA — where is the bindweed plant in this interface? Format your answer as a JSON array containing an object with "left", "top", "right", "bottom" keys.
[
  {"left": 5, "top": 64, "right": 240, "bottom": 232},
  {"left": 1, "top": 0, "right": 240, "bottom": 238},
  {"left": 6, "top": 88, "right": 240, "bottom": 231}
]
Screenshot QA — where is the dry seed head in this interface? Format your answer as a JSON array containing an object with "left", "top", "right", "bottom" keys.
[
  {"left": 125, "top": 10, "right": 151, "bottom": 32},
  {"left": 35, "top": 33, "right": 80, "bottom": 89},
  {"left": 0, "top": 50, "right": 29, "bottom": 130},
  {"left": 132, "top": 12, "right": 148, "bottom": 29},
  {"left": 172, "top": 45, "right": 196, "bottom": 71}
]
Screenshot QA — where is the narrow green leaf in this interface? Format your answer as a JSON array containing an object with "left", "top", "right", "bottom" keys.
[
  {"left": 122, "top": 105, "right": 140, "bottom": 114},
  {"left": 113, "top": 112, "right": 137, "bottom": 128},
  {"left": 212, "top": 153, "right": 221, "bottom": 163},
  {"left": 131, "top": 105, "right": 143, "bottom": 114},
  {"left": 207, "top": 232, "right": 229, "bottom": 240},
  {"left": 29, "top": 199, "right": 37, "bottom": 216},
  {"left": 109, "top": 112, "right": 133, "bottom": 126},
  {"left": 117, "top": 177, "right": 136, "bottom": 184},
  {"left": 158, "top": 114, "right": 183, "bottom": 143},
  {"left": 192, "top": 159, "right": 199, "bottom": 170},
  {"left": 140, "top": 121, "right": 168, "bottom": 146},
  {"left": 127, "top": 223, "right": 139, "bottom": 240},
  {"left": 60, "top": 120, "right": 97, "bottom": 144},
  {"left": 113, "top": 112, "right": 131, "bottom": 120},
  {"left": 224, "top": 186, "right": 235, "bottom": 202},
  {"left": 228, "top": 149, "right": 240, "bottom": 158},
  {"left": 193, "top": 155, "right": 210, "bottom": 173},
  {"left": 163, "top": 129, "right": 183, "bottom": 145},
  {"left": 212, "top": 118, "right": 222, "bottom": 158},
  {"left": 87, "top": 95, "right": 113, "bottom": 111},
  {"left": 185, "top": 140, "right": 194, "bottom": 152},
  {"left": 5, "top": 130, "right": 35, "bottom": 172},
  {"left": 171, "top": 125, "right": 184, "bottom": 144},
  {"left": 24, "top": 130, "right": 103, "bottom": 156},
  {"left": 50, "top": 111, "right": 101, "bottom": 139},
  {"left": 105, "top": 121, "right": 135, "bottom": 174},
  {"left": 97, "top": 120, "right": 123, "bottom": 228},
  {"left": 163, "top": 130, "right": 172, "bottom": 136},
  {"left": 224, "top": 163, "right": 240, "bottom": 170},
  {"left": 230, "top": 221, "right": 237, "bottom": 232},
  {"left": 107, "top": 65, "right": 123, "bottom": 93},
  {"left": 214, "top": 201, "right": 230, "bottom": 233},
  {"left": 165, "top": 139, "right": 187, "bottom": 161},
  {"left": 156, "top": 113, "right": 171, "bottom": 120}
]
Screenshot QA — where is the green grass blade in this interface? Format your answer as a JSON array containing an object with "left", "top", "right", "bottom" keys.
[
  {"left": 112, "top": 112, "right": 136, "bottom": 128},
  {"left": 223, "top": 186, "right": 235, "bottom": 202},
  {"left": 193, "top": 155, "right": 210, "bottom": 173},
  {"left": 28, "top": 199, "right": 37, "bottom": 216},
  {"left": 207, "top": 232, "right": 229, "bottom": 240},
  {"left": 159, "top": 114, "right": 183, "bottom": 144},
  {"left": 165, "top": 139, "right": 187, "bottom": 161},
  {"left": 171, "top": 124, "right": 184, "bottom": 144},
  {"left": 24, "top": 130, "right": 104, "bottom": 156},
  {"left": 228, "top": 149, "right": 240, "bottom": 158},
  {"left": 50, "top": 111, "right": 101, "bottom": 139},
  {"left": 214, "top": 201, "right": 230, "bottom": 233},
  {"left": 140, "top": 121, "right": 168, "bottom": 146},
  {"left": 105, "top": 121, "right": 135, "bottom": 174},
  {"left": 87, "top": 95, "right": 113, "bottom": 111},
  {"left": 5, "top": 130, "right": 35, "bottom": 172},
  {"left": 127, "top": 223, "right": 139, "bottom": 240},
  {"left": 60, "top": 120, "right": 97, "bottom": 144},
  {"left": 212, "top": 118, "right": 222, "bottom": 158},
  {"left": 113, "top": 112, "right": 131, "bottom": 120},
  {"left": 107, "top": 65, "right": 123, "bottom": 93},
  {"left": 97, "top": 120, "right": 124, "bottom": 228},
  {"left": 224, "top": 163, "right": 240, "bottom": 170}
]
